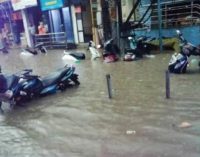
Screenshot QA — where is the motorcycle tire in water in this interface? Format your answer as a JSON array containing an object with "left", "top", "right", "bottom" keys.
[{"left": 70, "top": 74, "right": 80, "bottom": 85}]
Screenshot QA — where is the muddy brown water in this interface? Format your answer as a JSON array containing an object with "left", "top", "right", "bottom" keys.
[{"left": 0, "top": 49, "right": 200, "bottom": 157}]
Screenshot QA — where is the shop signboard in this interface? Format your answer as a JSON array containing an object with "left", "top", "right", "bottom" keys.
[
  {"left": 0, "top": 0, "right": 7, "bottom": 2},
  {"left": 11, "top": 0, "right": 38, "bottom": 11},
  {"left": 40, "top": 0, "right": 64, "bottom": 11}
]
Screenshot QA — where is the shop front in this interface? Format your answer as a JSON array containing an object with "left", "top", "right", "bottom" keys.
[
  {"left": 39, "top": 0, "right": 75, "bottom": 44},
  {"left": 39, "top": 0, "right": 93, "bottom": 44},
  {"left": 10, "top": 0, "right": 38, "bottom": 47}
]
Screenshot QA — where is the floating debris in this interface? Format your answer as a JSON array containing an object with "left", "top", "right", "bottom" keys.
[
  {"left": 178, "top": 122, "right": 192, "bottom": 128},
  {"left": 126, "top": 130, "right": 136, "bottom": 135}
]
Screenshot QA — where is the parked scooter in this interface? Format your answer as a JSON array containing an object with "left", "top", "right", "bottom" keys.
[
  {"left": 168, "top": 30, "right": 200, "bottom": 73},
  {"left": 88, "top": 41, "right": 101, "bottom": 60},
  {"left": 124, "top": 35, "right": 156, "bottom": 61},
  {"left": 21, "top": 43, "right": 47, "bottom": 56},
  {"left": 0, "top": 65, "right": 79, "bottom": 111},
  {"left": 62, "top": 50, "right": 85, "bottom": 62}
]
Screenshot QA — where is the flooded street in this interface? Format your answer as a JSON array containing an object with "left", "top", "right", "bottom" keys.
[{"left": 0, "top": 49, "right": 200, "bottom": 157}]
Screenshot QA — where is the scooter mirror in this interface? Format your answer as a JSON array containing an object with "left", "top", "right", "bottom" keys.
[
  {"left": 176, "top": 30, "right": 181, "bottom": 35},
  {"left": 97, "top": 45, "right": 101, "bottom": 49},
  {"left": 128, "top": 37, "right": 133, "bottom": 40}
]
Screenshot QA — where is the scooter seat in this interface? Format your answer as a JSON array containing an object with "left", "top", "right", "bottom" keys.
[
  {"left": 125, "top": 48, "right": 136, "bottom": 52},
  {"left": 25, "top": 48, "right": 38, "bottom": 55},
  {"left": 69, "top": 52, "right": 85, "bottom": 60},
  {"left": 41, "top": 67, "right": 73, "bottom": 87}
]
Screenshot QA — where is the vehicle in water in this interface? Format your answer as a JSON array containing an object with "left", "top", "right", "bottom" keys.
[
  {"left": 0, "top": 65, "right": 79, "bottom": 111},
  {"left": 168, "top": 30, "right": 200, "bottom": 73}
]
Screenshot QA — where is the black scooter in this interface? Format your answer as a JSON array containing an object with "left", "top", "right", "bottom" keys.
[
  {"left": 124, "top": 35, "right": 156, "bottom": 61},
  {"left": 21, "top": 43, "right": 47, "bottom": 55}
]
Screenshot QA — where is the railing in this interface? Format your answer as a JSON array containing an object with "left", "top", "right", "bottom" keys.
[
  {"left": 144, "top": 0, "right": 200, "bottom": 28},
  {"left": 34, "top": 32, "right": 67, "bottom": 49}
]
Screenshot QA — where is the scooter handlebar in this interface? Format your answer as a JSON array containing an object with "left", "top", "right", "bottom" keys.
[
  {"left": 176, "top": 30, "right": 188, "bottom": 44},
  {"left": 23, "top": 69, "right": 33, "bottom": 72},
  {"left": 21, "top": 69, "right": 33, "bottom": 76}
]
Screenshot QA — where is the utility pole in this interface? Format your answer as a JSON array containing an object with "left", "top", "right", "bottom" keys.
[
  {"left": 90, "top": 0, "right": 97, "bottom": 44},
  {"left": 116, "top": 0, "right": 122, "bottom": 47},
  {"left": 21, "top": 9, "right": 33, "bottom": 47},
  {"left": 157, "top": 0, "right": 163, "bottom": 52}
]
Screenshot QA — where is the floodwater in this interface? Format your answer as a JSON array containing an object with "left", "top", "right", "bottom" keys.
[{"left": 0, "top": 48, "right": 200, "bottom": 157}]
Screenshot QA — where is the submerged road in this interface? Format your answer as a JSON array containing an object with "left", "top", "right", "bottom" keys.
[{"left": 0, "top": 49, "right": 200, "bottom": 157}]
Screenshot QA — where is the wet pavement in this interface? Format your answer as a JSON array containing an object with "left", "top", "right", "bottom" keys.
[{"left": 0, "top": 48, "right": 200, "bottom": 157}]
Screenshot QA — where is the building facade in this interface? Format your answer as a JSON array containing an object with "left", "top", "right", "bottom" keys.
[
  {"left": 0, "top": 0, "right": 95, "bottom": 47},
  {"left": 134, "top": 0, "right": 200, "bottom": 45}
]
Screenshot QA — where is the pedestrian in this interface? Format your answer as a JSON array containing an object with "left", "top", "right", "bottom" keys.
[
  {"left": 12, "top": 21, "right": 21, "bottom": 45},
  {"left": 1, "top": 27, "right": 8, "bottom": 47},
  {"left": 0, "top": 31, "right": 8, "bottom": 53},
  {"left": 29, "top": 24, "right": 36, "bottom": 46},
  {"left": 38, "top": 22, "right": 47, "bottom": 35}
]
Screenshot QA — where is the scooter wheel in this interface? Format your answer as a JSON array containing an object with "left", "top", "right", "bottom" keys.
[
  {"left": 71, "top": 74, "right": 80, "bottom": 85},
  {"left": 59, "top": 83, "right": 67, "bottom": 91},
  {"left": 73, "top": 79, "right": 80, "bottom": 85}
]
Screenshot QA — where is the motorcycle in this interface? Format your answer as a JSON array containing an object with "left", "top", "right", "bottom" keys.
[
  {"left": 168, "top": 30, "right": 200, "bottom": 73},
  {"left": 0, "top": 65, "right": 80, "bottom": 111}
]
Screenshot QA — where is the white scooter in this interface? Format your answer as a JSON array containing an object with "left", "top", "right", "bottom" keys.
[
  {"left": 168, "top": 30, "right": 200, "bottom": 73},
  {"left": 88, "top": 41, "right": 101, "bottom": 60}
]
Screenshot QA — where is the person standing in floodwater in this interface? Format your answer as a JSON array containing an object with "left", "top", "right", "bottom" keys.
[{"left": 29, "top": 24, "right": 36, "bottom": 46}]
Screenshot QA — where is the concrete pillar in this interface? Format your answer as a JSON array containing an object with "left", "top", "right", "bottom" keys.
[
  {"left": 71, "top": 5, "right": 79, "bottom": 44},
  {"left": 157, "top": 0, "right": 163, "bottom": 52},
  {"left": 21, "top": 9, "right": 33, "bottom": 47}
]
